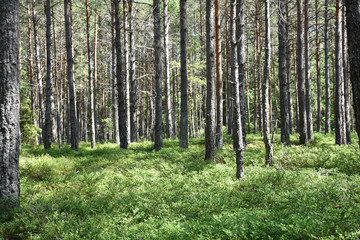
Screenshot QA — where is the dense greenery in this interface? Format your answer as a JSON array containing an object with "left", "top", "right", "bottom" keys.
[{"left": 1, "top": 133, "right": 360, "bottom": 239}]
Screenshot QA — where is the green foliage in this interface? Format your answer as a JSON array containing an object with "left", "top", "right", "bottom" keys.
[
  {"left": 20, "top": 85, "right": 40, "bottom": 144},
  {"left": 1, "top": 134, "right": 360, "bottom": 239}
]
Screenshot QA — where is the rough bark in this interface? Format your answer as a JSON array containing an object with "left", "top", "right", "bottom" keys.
[
  {"left": 205, "top": 0, "right": 216, "bottom": 161},
  {"left": 345, "top": 0, "right": 360, "bottom": 146},
  {"left": 278, "top": 0, "right": 290, "bottom": 146},
  {"left": 0, "top": 0, "right": 21, "bottom": 205},
  {"left": 153, "top": 0, "right": 163, "bottom": 151},
  {"left": 44, "top": 0, "right": 54, "bottom": 149},
  {"left": 286, "top": 0, "right": 294, "bottom": 135},
  {"left": 297, "top": 0, "right": 308, "bottom": 145},
  {"left": 180, "top": 0, "right": 189, "bottom": 148},
  {"left": 315, "top": 0, "right": 322, "bottom": 133},
  {"left": 123, "top": 0, "right": 131, "bottom": 144},
  {"left": 215, "top": 0, "right": 223, "bottom": 149},
  {"left": 324, "top": 0, "right": 331, "bottom": 134},
  {"left": 343, "top": 6, "right": 351, "bottom": 144},
  {"left": 263, "top": 0, "right": 273, "bottom": 165},
  {"left": 64, "top": 0, "right": 79, "bottom": 151},
  {"left": 231, "top": 0, "right": 244, "bottom": 179}
]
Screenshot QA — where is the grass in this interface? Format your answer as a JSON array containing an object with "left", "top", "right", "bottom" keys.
[{"left": 1, "top": 133, "right": 360, "bottom": 239}]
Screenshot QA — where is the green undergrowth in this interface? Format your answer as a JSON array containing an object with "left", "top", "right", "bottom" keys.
[{"left": 1, "top": 133, "right": 360, "bottom": 239}]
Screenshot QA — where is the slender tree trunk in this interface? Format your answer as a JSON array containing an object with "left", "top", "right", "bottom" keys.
[
  {"left": 44, "top": 0, "right": 54, "bottom": 149},
  {"left": 64, "top": 0, "right": 79, "bottom": 151},
  {"left": 215, "top": 0, "right": 223, "bottom": 149},
  {"left": 85, "top": 0, "right": 96, "bottom": 149},
  {"left": 237, "top": 0, "right": 246, "bottom": 147},
  {"left": 304, "top": 0, "right": 314, "bottom": 141},
  {"left": 231, "top": 0, "right": 244, "bottom": 178},
  {"left": 128, "top": 0, "right": 138, "bottom": 142},
  {"left": 343, "top": 6, "right": 351, "bottom": 144},
  {"left": 335, "top": 0, "right": 345, "bottom": 145},
  {"left": 205, "top": 0, "right": 216, "bottom": 160},
  {"left": 0, "top": 0, "right": 20, "bottom": 206},
  {"left": 286, "top": 0, "right": 294, "bottom": 135},
  {"left": 123, "top": 0, "right": 131, "bottom": 144},
  {"left": 315, "top": 0, "right": 322, "bottom": 133},
  {"left": 180, "top": 0, "right": 189, "bottom": 148},
  {"left": 172, "top": 57, "right": 178, "bottom": 139},
  {"left": 297, "top": 0, "right": 308, "bottom": 145},
  {"left": 345, "top": 0, "right": 360, "bottom": 146},
  {"left": 263, "top": 0, "right": 273, "bottom": 165},
  {"left": 278, "top": 0, "right": 290, "bottom": 146},
  {"left": 153, "top": 0, "right": 163, "bottom": 151},
  {"left": 324, "top": 0, "right": 331, "bottom": 134},
  {"left": 32, "top": 0, "right": 44, "bottom": 144}
]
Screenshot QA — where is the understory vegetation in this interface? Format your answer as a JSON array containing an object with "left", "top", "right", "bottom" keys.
[{"left": 1, "top": 133, "right": 360, "bottom": 239}]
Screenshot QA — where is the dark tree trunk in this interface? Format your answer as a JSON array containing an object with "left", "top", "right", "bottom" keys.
[
  {"left": 44, "top": 0, "right": 54, "bottom": 149},
  {"left": 153, "top": 0, "right": 163, "bottom": 151},
  {"left": 345, "top": 0, "right": 360, "bottom": 146},
  {"left": 215, "top": 0, "right": 223, "bottom": 149},
  {"left": 114, "top": 0, "right": 128, "bottom": 149},
  {"left": 263, "top": 0, "right": 273, "bottom": 165},
  {"left": 129, "top": 0, "right": 138, "bottom": 142},
  {"left": 180, "top": 0, "right": 189, "bottom": 148},
  {"left": 0, "top": 0, "right": 20, "bottom": 206},
  {"left": 231, "top": 0, "right": 244, "bottom": 179},
  {"left": 315, "top": 0, "right": 322, "bottom": 133},
  {"left": 286, "top": 0, "right": 294, "bottom": 135},
  {"left": 64, "top": 0, "right": 79, "bottom": 151},
  {"left": 324, "top": 0, "right": 331, "bottom": 134},
  {"left": 86, "top": 0, "right": 96, "bottom": 149},
  {"left": 205, "top": 0, "right": 216, "bottom": 160},
  {"left": 335, "top": 0, "right": 346, "bottom": 145},
  {"left": 297, "top": 0, "right": 308, "bottom": 145},
  {"left": 237, "top": 0, "right": 246, "bottom": 148},
  {"left": 278, "top": 0, "right": 290, "bottom": 146}
]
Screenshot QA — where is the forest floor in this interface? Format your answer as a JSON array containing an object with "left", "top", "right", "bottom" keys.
[{"left": 1, "top": 133, "right": 360, "bottom": 239}]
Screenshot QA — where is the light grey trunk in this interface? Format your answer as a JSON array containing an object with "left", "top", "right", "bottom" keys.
[
  {"left": 123, "top": 0, "right": 131, "bottom": 144},
  {"left": 205, "top": 0, "right": 216, "bottom": 161},
  {"left": 0, "top": 0, "right": 21, "bottom": 205},
  {"left": 324, "top": 0, "right": 331, "bottom": 134}
]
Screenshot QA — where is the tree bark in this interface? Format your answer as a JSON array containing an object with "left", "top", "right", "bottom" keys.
[
  {"left": 324, "top": 0, "right": 331, "bottom": 134},
  {"left": 180, "top": 0, "right": 189, "bottom": 148},
  {"left": 345, "top": 0, "right": 360, "bottom": 146},
  {"left": 44, "top": 0, "right": 54, "bottom": 149},
  {"left": 278, "top": 0, "right": 290, "bottom": 146},
  {"left": 123, "top": 0, "right": 131, "bottom": 144},
  {"left": 315, "top": 0, "right": 322, "bottom": 133},
  {"left": 205, "top": 0, "right": 216, "bottom": 160},
  {"left": 153, "top": 0, "right": 163, "bottom": 151},
  {"left": 215, "top": 0, "right": 223, "bottom": 149},
  {"left": 297, "top": 0, "right": 308, "bottom": 145},
  {"left": 0, "top": 0, "right": 20, "bottom": 205},
  {"left": 64, "top": 0, "right": 79, "bottom": 151},
  {"left": 231, "top": 0, "right": 244, "bottom": 178},
  {"left": 263, "top": 0, "right": 273, "bottom": 165}
]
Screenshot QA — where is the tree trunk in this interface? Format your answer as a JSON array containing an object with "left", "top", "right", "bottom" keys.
[
  {"left": 215, "top": 0, "right": 223, "bottom": 149},
  {"left": 205, "top": 0, "right": 216, "bottom": 161},
  {"left": 345, "top": 0, "right": 360, "bottom": 146},
  {"left": 180, "top": 0, "right": 189, "bottom": 148},
  {"left": 286, "top": 0, "right": 294, "bottom": 135},
  {"left": 342, "top": 6, "right": 351, "bottom": 144},
  {"left": 0, "top": 0, "right": 20, "bottom": 205},
  {"left": 32, "top": 0, "right": 44, "bottom": 144},
  {"left": 123, "top": 0, "right": 131, "bottom": 144},
  {"left": 315, "top": 0, "right": 322, "bottom": 133},
  {"left": 297, "top": 0, "right": 308, "bottom": 145},
  {"left": 231, "top": 0, "right": 244, "bottom": 178},
  {"left": 335, "top": 0, "right": 345, "bottom": 145},
  {"left": 263, "top": 0, "right": 273, "bottom": 165},
  {"left": 278, "top": 0, "right": 290, "bottom": 146},
  {"left": 64, "top": 0, "right": 79, "bottom": 151},
  {"left": 44, "top": 0, "right": 54, "bottom": 149},
  {"left": 304, "top": 0, "right": 314, "bottom": 142},
  {"left": 324, "top": 0, "right": 331, "bottom": 134},
  {"left": 153, "top": 0, "right": 163, "bottom": 151},
  {"left": 129, "top": 0, "right": 138, "bottom": 142},
  {"left": 85, "top": 0, "right": 96, "bottom": 149}
]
